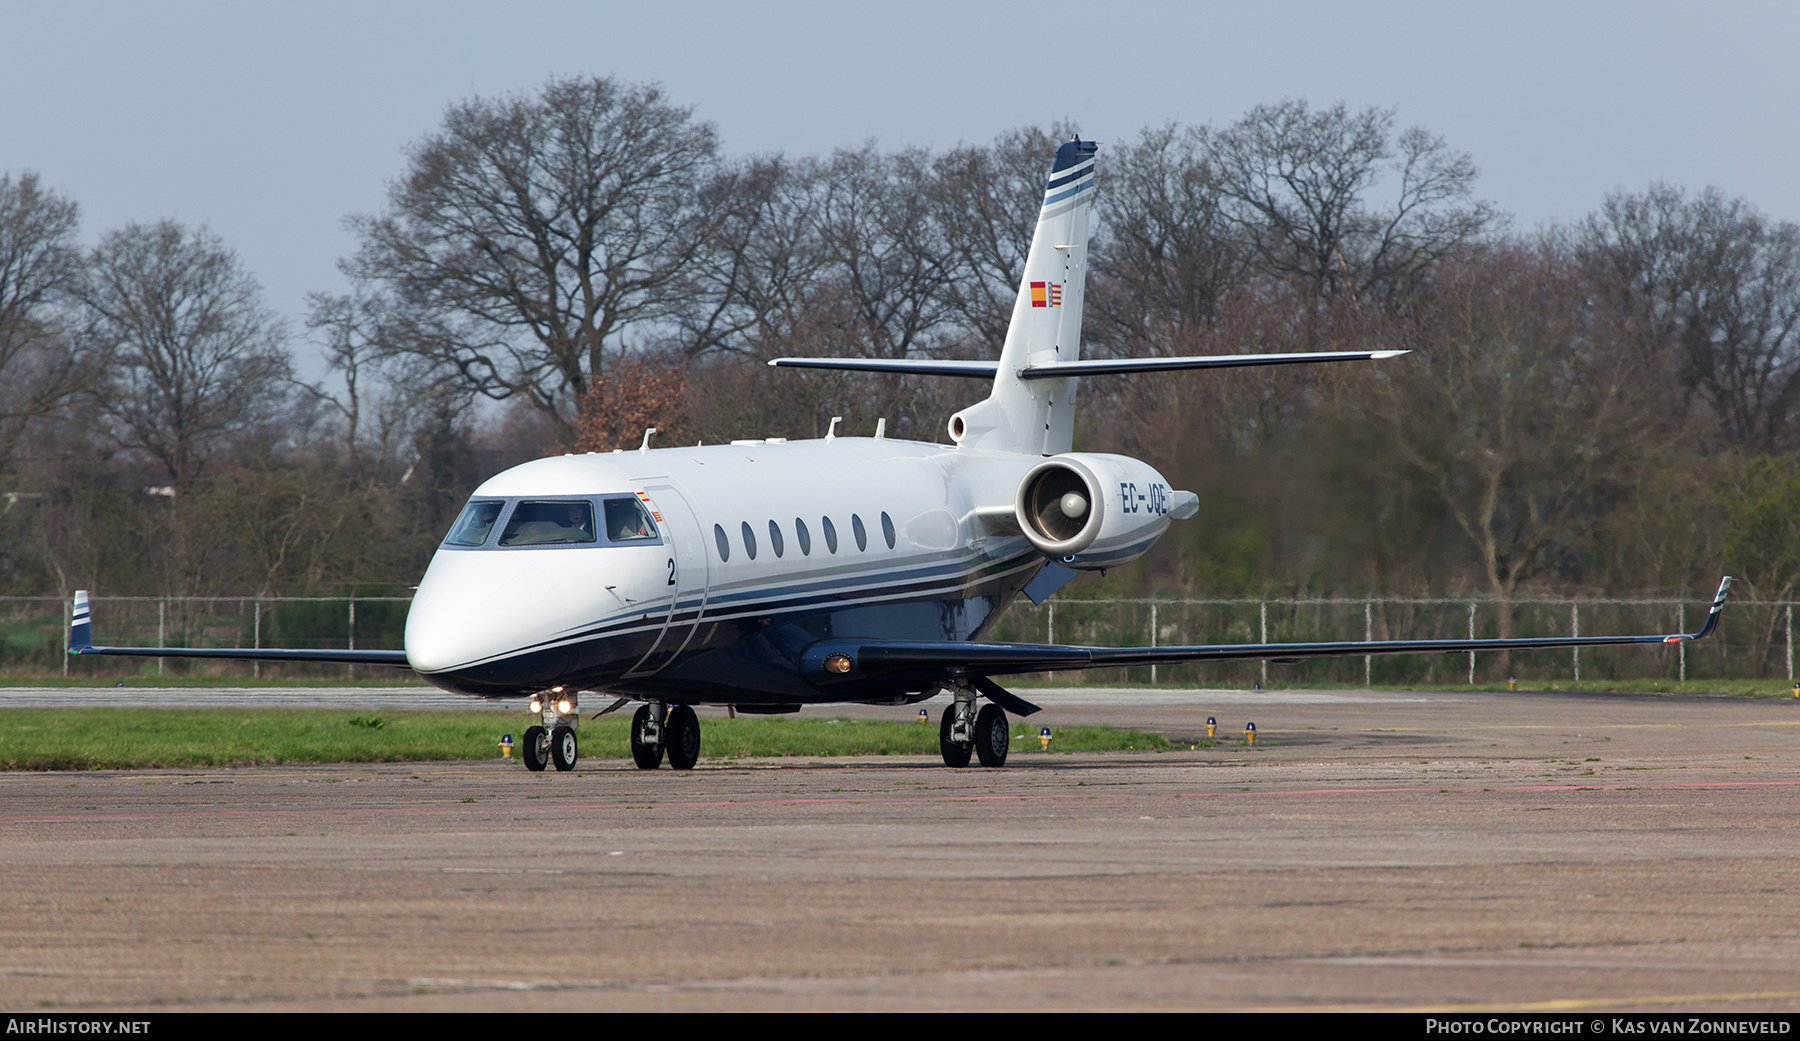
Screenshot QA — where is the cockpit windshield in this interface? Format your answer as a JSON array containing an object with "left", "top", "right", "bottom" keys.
[
  {"left": 442, "top": 495, "right": 661, "bottom": 549},
  {"left": 444, "top": 500, "right": 504, "bottom": 546},
  {"left": 499, "top": 501, "right": 597, "bottom": 546}
]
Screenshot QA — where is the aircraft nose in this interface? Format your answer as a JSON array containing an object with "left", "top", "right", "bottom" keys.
[{"left": 405, "top": 551, "right": 568, "bottom": 674}]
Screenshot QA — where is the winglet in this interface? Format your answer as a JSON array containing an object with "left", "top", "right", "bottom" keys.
[
  {"left": 69, "top": 590, "right": 92, "bottom": 655},
  {"left": 1692, "top": 575, "right": 1732, "bottom": 640},
  {"left": 1666, "top": 576, "right": 1732, "bottom": 643}
]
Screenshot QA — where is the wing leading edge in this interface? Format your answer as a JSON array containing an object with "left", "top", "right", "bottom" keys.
[
  {"left": 803, "top": 577, "right": 1733, "bottom": 692},
  {"left": 67, "top": 590, "right": 412, "bottom": 667}
]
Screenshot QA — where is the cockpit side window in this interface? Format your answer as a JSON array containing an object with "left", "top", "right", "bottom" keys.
[
  {"left": 499, "top": 501, "right": 597, "bottom": 546},
  {"left": 445, "top": 500, "right": 504, "bottom": 546},
  {"left": 604, "top": 498, "right": 658, "bottom": 541}
]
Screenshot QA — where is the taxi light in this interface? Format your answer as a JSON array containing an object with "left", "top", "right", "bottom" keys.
[
  {"left": 557, "top": 698, "right": 573, "bottom": 714},
  {"left": 824, "top": 653, "right": 853, "bottom": 675},
  {"left": 529, "top": 698, "right": 542, "bottom": 713}
]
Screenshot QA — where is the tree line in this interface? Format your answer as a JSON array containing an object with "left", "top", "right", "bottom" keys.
[{"left": 2, "top": 75, "right": 1798, "bottom": 619}]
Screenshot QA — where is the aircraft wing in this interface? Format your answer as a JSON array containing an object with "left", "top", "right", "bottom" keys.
[
  {"left": 804, "top": 578, "right": 1732, "bottom": 700},
  {"left": 67, "top": 591, "right": 412, "bottom": 667}
]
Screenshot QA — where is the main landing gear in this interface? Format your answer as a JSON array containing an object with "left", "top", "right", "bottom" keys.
[
  {"left": 630, "top": 702, "right": 703, "bottom": 771},
  {"left": 523, "top": 690, "right": 580, "bottom": 772},
  {"left": 938, "top": 685, "right": 1009, "bottom": 768}
]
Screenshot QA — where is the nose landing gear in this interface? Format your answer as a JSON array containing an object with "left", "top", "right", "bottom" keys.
[{"left": 523, "top": 691, "right": 579, "bottom": 772}]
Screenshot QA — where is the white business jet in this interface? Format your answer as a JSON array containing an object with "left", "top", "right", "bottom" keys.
[{"left": 69, "top": 138, "right": 1732, "bottom": 773}]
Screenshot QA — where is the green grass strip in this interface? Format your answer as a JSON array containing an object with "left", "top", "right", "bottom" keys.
[{"left": 0, "top": 709, "right": 1170, "bottom": 771}]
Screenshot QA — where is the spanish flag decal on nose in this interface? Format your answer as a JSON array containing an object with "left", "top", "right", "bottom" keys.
[{"left": 1030, "top": 281, "right": 1062, "bottom": 308}]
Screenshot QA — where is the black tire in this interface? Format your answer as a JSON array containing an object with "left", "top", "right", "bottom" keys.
[
  {"left": 939, "top": 705, "right": 972, "bottom": 768},
  {"left": 550, "top": 724, "right": 578, "bottom": 772},
  {"left": 522, "top": 724, "right": 548, "bottom": 772},
  {"left": 630, "top": 704, "right": 665, "bottom": 770},
  {"left": 666, "top": 705, "right": 701, "bottom": 770},
  {"left": 974, "top": 704, "right": 1009, "bottom": 768}
]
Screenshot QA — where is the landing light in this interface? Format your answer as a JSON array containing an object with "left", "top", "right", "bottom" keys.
[
  {"left": 824, "top": 653, "right": 853, "bottom": 675},
  {"left": 528, "top": 698, "right": 542, "bottom": 713},
  {"left": 557, "top": 698, "right": 574, "bottom": 714}
]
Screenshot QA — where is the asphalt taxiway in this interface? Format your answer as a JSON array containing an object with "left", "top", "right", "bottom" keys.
[{"left": 3, "top": 686, "right": 1799, "bottom": 1012}]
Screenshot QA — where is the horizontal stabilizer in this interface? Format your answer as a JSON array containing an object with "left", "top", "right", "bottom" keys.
[
  {"left": 68, "top": 590, "right": 412, "bottom": 667},
  {"left": 1018, "top": 350, "right": 1408, "bottom": 379},
  {"left": 766, "top": 350, "right": 1407, "bottom": 381},
  {"left": 767, "top": 358, "right": 998, "bottom": 378}
]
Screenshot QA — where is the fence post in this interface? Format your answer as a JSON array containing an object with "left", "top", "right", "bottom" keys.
[
  {"left": 1364, "top": 599, "right": 1372, "bottom": 688},
  {"left": 1467, "top": 602, "right": 1476, "bottom": 685},
  {"left": 1260, "top": 599, "right": 1268, "bottom": 687},
  {"left": 62, "top": 597, "right": 69, "bottom": 678},
  {"left": 1788, "top": 604, "right": 1793, "bottom": 683},
  {"left": 1678, "top": 603, "right": 1686, "bottom": 682},
  {"left": 1571, "top": 600, "right": 1580, "bottom": 683},
  {"left": 253, "top": 599, "right": 261, "bottom": 681},
  {"left": 347, "top": 597, "right": 356, "bottom": 679},
  {"left": 1149, "top": 600, "right": 1158, "bottom": 684},
  {"left": 158, "top": 597, "right": 165, "bottom": 677}
]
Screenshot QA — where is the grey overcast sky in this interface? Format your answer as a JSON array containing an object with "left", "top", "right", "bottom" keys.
[{"left": 4, "top": 0, "right": 1796, "bottom": 368}]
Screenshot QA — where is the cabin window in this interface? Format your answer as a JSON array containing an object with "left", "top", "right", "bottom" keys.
[
  {"left": 795, "top": 518, "right": 811, "bottom": 556},
  {"left": 714, "top": 523, "right": 730, "bottom": 562},
  {"left": 498, "top": 501, "right": 596, "bottom": 546},
  {"left": 822, "top": 516, "right": 838, "bottom": 554},
  {"left": 741, "top": 521, "right": 758, "bottom": 560},
  {"left": 881, "top": 511, "right": 896, "bottom": 549},
  {"left": 603, "top": 498, "right": 658, "bottom": 541},
  {"left": 768, "top": 519, "right": 785, "bottom": 558},
  {"left": 852, "top": 514, "right": 867, "bottom": 551},
  {"left": 444, "top": 500, "right": 504, "bottom": 546}
]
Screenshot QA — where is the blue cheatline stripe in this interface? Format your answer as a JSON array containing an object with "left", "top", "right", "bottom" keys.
[{"left": 1041, "top": 178, "right": 1091, "bottom": 207}]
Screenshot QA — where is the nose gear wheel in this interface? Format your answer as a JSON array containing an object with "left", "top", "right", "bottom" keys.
[
  {"left": 522, "top": 725, "right": 549, "bottom": 772},
  {"left": 550, "top": 724, "right": 578, "bottom": 771}
]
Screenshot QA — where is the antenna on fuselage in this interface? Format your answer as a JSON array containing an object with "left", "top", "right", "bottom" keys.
[
  {"left": 874, "top": 418, "right": 886, "bottom": 440},
  {"left": 826, "top": 416, "right": 842, "bottom": 442},
  {"left": 639, "top": 427, "right": 657, "bottom": 454}
]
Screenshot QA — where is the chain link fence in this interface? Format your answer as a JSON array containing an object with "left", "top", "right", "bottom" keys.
[{"left": 0, "top": 591, "right": 1786, "bottom": 684}]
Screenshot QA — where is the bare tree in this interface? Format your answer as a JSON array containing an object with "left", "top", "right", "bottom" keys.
[
  {"left": 1586, "top": 184, "right": 1800, "bottom": 451},
  {"left": 0, "top": 172, "right": 91, "bottom": 466},
  {"left": 930, "top": 125, "right": 1075, "bottom": 356},
  {"left": 1088, "top": 123, "right": 1249, "bottom": 356},
  {"left": 81, "top": 221, "right": 291, "bottom": 494},
  {"left": 1212, "top": 100, "right": 1497, "bottom": 306},
  {"left": 1365, "top": 242, "right": 1666, "bottom": 634},
  {"left": 347, "top": 75, "right": 725, "bottom": 443}
]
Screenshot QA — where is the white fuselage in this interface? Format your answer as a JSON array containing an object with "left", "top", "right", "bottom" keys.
[{"left": 404, "top": 435, "right": 1173, "bottom": 704}]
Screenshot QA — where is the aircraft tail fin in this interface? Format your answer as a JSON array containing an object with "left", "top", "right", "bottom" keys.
[{"left": 947, "top": 137, "right": 1099, "bottom": 455}]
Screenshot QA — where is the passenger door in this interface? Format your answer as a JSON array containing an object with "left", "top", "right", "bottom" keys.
[{"left": 622, "top": 481, "right": 709, "bottom": 676}]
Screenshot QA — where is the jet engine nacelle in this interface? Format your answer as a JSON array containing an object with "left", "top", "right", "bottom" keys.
[{"left": 1014, "top": 453, "right": 1181, "bottom": 570}]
